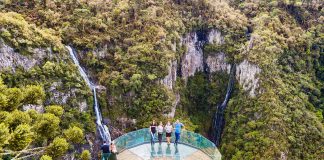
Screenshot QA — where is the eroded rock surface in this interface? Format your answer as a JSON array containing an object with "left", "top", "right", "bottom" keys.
[{"left": 0, "top": 39, "right": 49, "bottom": 72}]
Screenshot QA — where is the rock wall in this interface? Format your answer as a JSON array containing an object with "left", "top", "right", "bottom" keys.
[
  {"left": 160, "top": 60, "right": 177, "bottom": 90},
  {"left": 0, "top": 40, "right": 89, "bottom": 111},
  {"left": 47, "top": 81, "right": 87, "bottom": 110},
  {"left": 160, "top": 29, "right": 262, "bottom": 118},
  {"left": 161, "top": 29, "right": 226, "bottom": 86},
  {"left": 207, "top": 29, "right": 224, "bottom": 44},
  {"left": 180, "top": 32, "right": 204, "bottom": 81},
  {"left": 236, "top": 60, "right": 261, "bottom": 97},
  {"left": 0, "top": 39, "right": 49, "bottom": 72},
  {"left": 205, "top": 29, "right": 231, "bottom": 73},
  {"left": 206, "top": 52, "right": 231, "bottom": 73}
]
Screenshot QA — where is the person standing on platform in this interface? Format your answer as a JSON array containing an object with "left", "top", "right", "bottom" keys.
[
  {"left": 165, "top": 121, "right": 173, "bottom": 145},
  {"left": 173, "top": 119, "right": 184, "bottom": 145},
  {"left": 150, "top": 120, "right": 157, "bottom": 144},
  {"left": 157, "top": 122, "right": 164, "bottom": 145},
  {"left": 101, "top": 141, "right": 110, "bottom": 160},
  {"left": 109, "top": 142, "right": 118, "bottom": 160}
]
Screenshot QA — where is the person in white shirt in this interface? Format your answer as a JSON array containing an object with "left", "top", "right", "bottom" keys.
[
  {"left": 165, "top": 121, "right": 173, "bottom": 145},
  {"left": 157, "top": 122, "right": 164, "bottom": 145}
]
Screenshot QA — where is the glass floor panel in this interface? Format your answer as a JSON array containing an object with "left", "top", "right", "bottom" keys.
[
  {"left": 116, "top": 142, "right": 215, "bottom": 160},
  {"left": 129, "top": 143, "right": 197, "bottom": 160}
]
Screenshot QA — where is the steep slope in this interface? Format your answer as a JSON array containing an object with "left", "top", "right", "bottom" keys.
[
  {"left": 0, "top": 12, "right": 96, "bottom": 159},
  {"left": 221, "top": 1, "right": 324, "bottom": 159},
  {"left": 0, "top": 0, "right": 323, "bottom": 159}
]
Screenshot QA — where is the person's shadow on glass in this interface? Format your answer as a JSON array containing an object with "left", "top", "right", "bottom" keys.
[
  {"left": 165, "top": 144, "right": 172, "bottom": 158},
  {"left": 157, "top": 144, "right": 163, "bottom": 158},
  {"left": 174, "top": 145, "right": 180, "bottom": 160},
  {"left": 150, "top": 144, "right": 156, "bottom": 159}
]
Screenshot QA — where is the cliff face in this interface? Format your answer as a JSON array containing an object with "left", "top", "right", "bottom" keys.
[
  {"left": 236, "top": 60, "right": 261, "bottom": 97},
  {"left": 0, "top": 40, "right": 88, "bottom": 112},
  {"left": 180, "top": 32, "right": 204, "bottom": 81},
  {"left": 161, "top": 60, "right": 177, "bottom": 90},
  {"left": 160, "top": 29, "right": 262, "bottom": 117},
  {"left": 0, "top": 39, "right": 49, "bottom": 72},
  {"left": 206, "top": 53, "right": 231, "bottom": 73}
]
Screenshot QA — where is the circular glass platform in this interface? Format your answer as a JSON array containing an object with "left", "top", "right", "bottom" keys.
[{"left": 114, "top": 128, "right": 221, "bottom": 160}]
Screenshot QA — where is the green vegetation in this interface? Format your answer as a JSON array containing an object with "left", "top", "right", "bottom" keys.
[
  {"left": 0, "top": 79, "right": 88, "bottom": 159},
  {"left": 80, "top": 150, "right": 91, "bottom": 160},
  {"left": 0, "top": 0, "right": 323, "bottom": 159},
  {"left": 64, "top": 126, "right": 84, "bottom": 144},
  {"left": 1, "top": 0, "right": 247, "bottom": 127},
  {"left": 176, "top": 72, "right": 230, "bottom": 135},
  {"left": 45, "top": 137, "right": 69, "bottom": 158},
  {"left": 0, "top": 12, "right": 64, "bottom": 54},
  {"left": 40, "top": 155, "right": 53, "bottom": 160},
  {"left": 220, "top": 1, "right": 324, "bottom": 159}
]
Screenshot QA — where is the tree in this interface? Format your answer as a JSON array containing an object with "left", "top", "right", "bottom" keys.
[
  {"left": 40, "top": 155, "right": 52, "bottom": 160},
  {"left": 46, "top": 137, "right": 69, "bottom": 158},
  {"left": 8, "top": 124, "right": 34, "bottom": 151},
  {"left": 0, "top": 123, "right": 10, "bottom": 150},
  {"left": 23, "top": 85, "right": 45, "bottom": 105},
  {"left": 129, "top": 73, "right": 142, "bottom": 91},
  {"left": 0, "top": 93, "right": 8, "bottom": 110},
  {"left": 4, "top": 88, "right": 23, "bottom": 111},
  {"left": 34, "top": 113, "right": 60, "bottom": 139},
  {"left": 72, "top": 8, "right": 92, "bottom": 32},
  {"left": 80, "top": 150, "right": 91, "bottom": 160},
  {"left": 5, "top": 110, "right": 32, "bottom": 130},
  {"left": 63, "top": 126, "right": 84, "bottom": 144},
  {"left": 45, "top": 105, "right": 64, "bottom": 117}
]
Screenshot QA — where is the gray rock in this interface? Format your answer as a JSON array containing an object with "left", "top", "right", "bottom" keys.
[
  {"left": 0, "top": 39, "right": 48, "bottom": 72},
  {"left": 78, "top": 101, "right": 88, "bottom": 112},
  {"left": 22, "top": 104, "right": 44, "bottom": 113},
  {"left": 236, "top": 60, "right": 261, "bottom": 97},
  {"left": 206, "top": 52, "right": 231, "bottom": 73},
  {"left": 207, "top": 29, "right": 224, "bottom": 44},
  {"left": 180, "top": 32, "right": 204, "bottom": 81},
  {"left": 160, "top": 60, "right": 177, "bottom": 90}
]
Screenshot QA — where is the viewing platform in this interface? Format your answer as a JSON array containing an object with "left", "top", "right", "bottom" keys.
[{"left": 114, "top": 128, "right": 221, "bottom": 160}]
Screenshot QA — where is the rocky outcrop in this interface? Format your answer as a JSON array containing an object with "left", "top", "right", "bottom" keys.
[
  {"left": 205, "top": 29, "right": 230, "bottom": 74},
  {"left": 0, "top": 39, "right": 49, "bottom": 72},
  {"left": 47, "top": 81, "right": 88, "bottom": 111},
  {"left": 236, "top": 60, "right": 261, "bottom": 97},
  {"left": 161, "top": 60, "right": 177, "bottom": 90},
  {"left": 164, "top": 29, "right": 225, "bottom": 84},
  {"left": 160, "top": 60, "right": 179, "bottom": 118},
  {"left": 207, "top": 29, "right": 224, "bottom": 44},
  {"left": 160, "top": 29, "right": 261, "bottom": 120},
  {"left": 180, "top": 32, "right": 204, "bottom": 81},
  {"left": 206, "top": 52, "right": 231, "bottom": 73},
  {"left": 166, "top": 93, "right": 180, "bottom": 118},
  {"left": 22, "top": 104, "right": 44, "bottom": 113}
]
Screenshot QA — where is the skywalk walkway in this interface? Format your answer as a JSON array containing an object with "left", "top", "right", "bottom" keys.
[{"left": 114, "top": 128, "right": 221, "bottom": 160}]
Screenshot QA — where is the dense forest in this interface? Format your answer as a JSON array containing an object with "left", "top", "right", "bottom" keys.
[{"left": 0, "top": 0, "right": 323, "bottom": 159}]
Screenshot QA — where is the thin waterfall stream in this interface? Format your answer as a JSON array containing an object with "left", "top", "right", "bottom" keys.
[
  {"left": 66, "top": 46, "right": 111, "bottom": 144},
  {"left": 212, "top": 64, "right": 236, "bottom": 146}
]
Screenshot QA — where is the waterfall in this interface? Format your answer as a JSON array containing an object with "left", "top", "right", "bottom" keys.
[
  {"left": 212, "top": 64, "right": 236, "bottom": 146},
  {"left": 66, "top": 46, "right": 111, "bottom": 144}
]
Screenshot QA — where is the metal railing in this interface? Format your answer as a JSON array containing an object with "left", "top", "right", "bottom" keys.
[{"left": 113, "top": 128, "right": 221, "bottom": 159}]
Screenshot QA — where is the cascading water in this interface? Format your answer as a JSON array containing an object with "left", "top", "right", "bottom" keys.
[
  {"left": 66, "top": 46, "right": 111, "bottom": 143},
  {"left": 212, "top": 64, "right": 236, "bottom": 146}
]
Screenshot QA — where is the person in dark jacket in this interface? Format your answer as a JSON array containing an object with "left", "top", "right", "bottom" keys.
[
  {"left": 150, "top": 120, "right": 157, "bottom": 144},
  {"left": 101, "top": 141, "right": 110, "bottom": 160}
]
